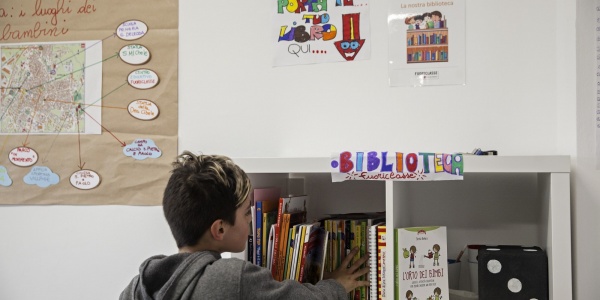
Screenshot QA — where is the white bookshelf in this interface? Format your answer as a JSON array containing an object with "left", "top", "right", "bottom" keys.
[{"left": 234, "top": 155, "right": 572, "bottom": 300}]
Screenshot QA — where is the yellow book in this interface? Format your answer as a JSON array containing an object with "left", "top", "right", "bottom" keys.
[
  {"left": 284, "top": 225, "right": 297, "bottom": 279},
  {"left": 350, "top": 220, "right": 359, "bottom": 264},
  {"left": 295, "top": 224, "right": 309, "bottom": 280},
  {"left": 324, "top": 220, "right": 331, "bottom": 272}
]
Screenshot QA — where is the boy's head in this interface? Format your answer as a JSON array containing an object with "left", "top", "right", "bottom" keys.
[{"left": 163, "top": 151, "right": 252, "bottom": 249}]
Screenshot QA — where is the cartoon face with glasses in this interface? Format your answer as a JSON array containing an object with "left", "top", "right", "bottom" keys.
[{"left": 333, "top": 13, "right": 365, "bottom": 61}]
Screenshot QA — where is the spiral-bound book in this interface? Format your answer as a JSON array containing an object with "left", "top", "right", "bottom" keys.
[
  {"left": 367, "top": 222, "right": 386, "bottom": 300},
  {"left": 369, "top": 224, "right": 379, "bottom": 300}
]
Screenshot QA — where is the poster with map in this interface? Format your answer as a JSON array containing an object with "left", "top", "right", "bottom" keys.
[
  {"left": 1, "top": 41, "right": 102, "bottom": 134},
  {"left": 0, "top": 0, "right": 178, "bottom": 205}
]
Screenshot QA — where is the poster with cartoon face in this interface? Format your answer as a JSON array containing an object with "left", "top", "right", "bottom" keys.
[
  {"left": 273, "top": 0, "right": 371, "bottom": 66},
  {"left": 388, "top": 0, "right": 465, "bottom": 86}
]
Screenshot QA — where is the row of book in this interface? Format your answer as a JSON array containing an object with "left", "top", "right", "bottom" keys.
[
  {"left": 407, "top": 48, "right": 448, "bottom": 63},
  {"left": 248, "top": 188, "right": 390, "bottom": 299},
  {"left": 407, "top": 33, "right": 448, "bottom": 46},
  {"left": 322, "top": 213, "right": 387, "bottom": 300},
  {"left": 250, "top": 189, "right": 328, "bottom": 284},
  {"left": 249, "top": 189, "right": 450, "bottom": 300}
]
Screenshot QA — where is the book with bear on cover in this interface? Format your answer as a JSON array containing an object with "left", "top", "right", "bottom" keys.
[{"left": 394, "top": 226, "right": 449, "bottom": 300}]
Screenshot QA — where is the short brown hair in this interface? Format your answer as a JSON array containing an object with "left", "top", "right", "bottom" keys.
[{"left": 163, "top": 151, "right": 252, "bottom": 248}]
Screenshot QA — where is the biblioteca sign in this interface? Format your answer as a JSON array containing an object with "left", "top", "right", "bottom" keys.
[{"left": 330, "top": 151, "right": 464, "bottom": 182}]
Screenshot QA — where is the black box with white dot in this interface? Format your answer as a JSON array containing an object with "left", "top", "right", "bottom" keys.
[{"left": 478, "top": 245, "right": 548, "bottom": 300}]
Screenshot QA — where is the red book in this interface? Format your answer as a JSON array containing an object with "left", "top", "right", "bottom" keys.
[
  {"left": 270, "top": 197, "right": 286, "bottom": 278},
  {"left": 270, "top": 223, "right": 280, "bottom": 278}
]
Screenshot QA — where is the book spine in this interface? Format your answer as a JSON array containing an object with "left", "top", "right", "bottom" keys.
[
  {"left": 394, "top": 228, "right": 399, "bottom": 300},
  {"left": 345, "top": 219, "right": 352, "bottom": 260},
  {"left": 332, "top": 220, "right": 339, "bottom": 270},
  {"left": 276, "top": 198, "right": 284, "bottom": 228},
  {"left": 298, "top": 233, "right": 311, "bottom": 282},
  {"left": 359, "top": 220, "right": 367, "bottom": 300},
  {"left": 270, "top": 223, "right": 280, "bottom": 278},
  {"left": 290, "top": 226, "right": 301, "bottom": 280},
  {"left": 318, "top": 229, "right": 329, "bottom": 282},
  {"left": 271, "top": 198, "right": 285, "bottom": 279},
  {"left": 369, "top": 225, "right": 378, "bottom": 300},
  {"left": 247, "top": 234, "right": 253, "bottom": 262},
  {"left": 295, "top": 225, "right": 308, "bottom": 280},
  {"left": 262, "top": 213, "right": 269, "bottom": 267},
  {"left": 276, "top": 213, "right": 291, "bottom": 281},
  {"left": 337, "top": 220, "right": 345, "bottom": 264},
  {"left": 255, "top": 201, "right": 263, "bottom": 266},
  {"left": 284, "top": 226, "right": 296, "bottom": 279},
  {"left": 377, "top": 225, "right": 386, "bottom": 300},
  {"left": 349, "top": 220, "right": 356, "bottom": 264},
  {"left": 323, "top": 221, "right": 330, "bottom": 272},
  {"left": 353, "top": 221, "right": 362, "bottom": 300}
]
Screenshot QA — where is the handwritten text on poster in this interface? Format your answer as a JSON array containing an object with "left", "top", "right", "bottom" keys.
[{"left": 330, "top": 151, "right": 463, "bottom": 181}]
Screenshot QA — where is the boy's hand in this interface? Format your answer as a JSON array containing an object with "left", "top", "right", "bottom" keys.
[{"left": 324, "top": 247, "right": 370, "bottom": 293}]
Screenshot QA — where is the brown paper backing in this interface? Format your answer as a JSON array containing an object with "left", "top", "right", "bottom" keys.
[{"left": 0, "top": 0, "right": 179, "bottom": 205}]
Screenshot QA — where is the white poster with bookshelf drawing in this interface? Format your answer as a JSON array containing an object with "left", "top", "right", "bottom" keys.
[{"left": 388, "top": 0, "right": 465, "bottom": 86}]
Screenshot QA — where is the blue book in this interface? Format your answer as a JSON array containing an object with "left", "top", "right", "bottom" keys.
[
  {"left": 253, "top": 188, "right": 281, "bottom": 267},
  {"left": 255, "top": 201, "right": 263, "bottom": 266}
]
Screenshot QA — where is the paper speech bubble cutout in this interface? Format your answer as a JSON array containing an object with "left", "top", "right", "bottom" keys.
[
  {"left": 119, "top": 44, "right": 151, "bottom": 65},
  {"left": 127, "top": 69, "right": 159, "bottom": 90},
  {"left": 23, "top": 166, "right": 60, "bottom": 188},
  {"left": 0, "top": 166, "right": 13, "bottom": 187},
  {"left": 123, "top": 139, "right": 162, "bottom": 160},
  {"left": 116, "top": 20, "right": 148, "bottom": 41},
  {"left": 9, "top": 147, "right": 38, "bottom": 167},
  {"left": 128, "top": 99, "right": 160, "bottom": 121},
  {"left": 70, "top": 169, "right": 101, "bottom": 190}
]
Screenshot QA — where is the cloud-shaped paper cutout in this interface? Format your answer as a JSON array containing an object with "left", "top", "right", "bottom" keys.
[
  {"left": 0, "top": 166, "right": 13, "bottom": 187},
  {"left": 123, "top": 138, "right": 162, "bottom": 160},
  {"left": 24, "top": 166, "right": 60, "bottom": 188}
]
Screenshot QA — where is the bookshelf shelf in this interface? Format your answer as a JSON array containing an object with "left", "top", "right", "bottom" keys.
[
  {"left": 234, "top": 155, "right": 571, "bottom": 173},
  {"left": 234, "top": 155, "right": 572, "bottom": 299}
]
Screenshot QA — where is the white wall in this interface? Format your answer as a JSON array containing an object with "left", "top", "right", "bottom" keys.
[
  {"left": 0, "top": 206, "right": 175, "bottom": 300},
  {"left": 180, "top": 1, "right": 561, "bottom": 158},
  {"left": 1, "top": 0, "right": 593, "bottom": 299},
  {"left": 574, "top": 0, "right": 600, "bottom": 299}
]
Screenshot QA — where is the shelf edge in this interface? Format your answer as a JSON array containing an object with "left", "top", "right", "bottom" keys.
[{"left": 233, "top": 155, "right": 571, "bottom": 174}]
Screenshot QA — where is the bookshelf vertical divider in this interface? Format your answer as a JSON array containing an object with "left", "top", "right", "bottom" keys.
[{"left": 234, "top": 155, "right": 572, "bottom": 299}]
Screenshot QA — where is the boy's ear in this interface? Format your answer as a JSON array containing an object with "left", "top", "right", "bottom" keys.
[{"left": 210, "top": 219, "right": 226, "bottom": 241}]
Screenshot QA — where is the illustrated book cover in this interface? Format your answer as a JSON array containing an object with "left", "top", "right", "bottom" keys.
[{"left": 394, "top": 226, "right": 448, "bottom": 300}]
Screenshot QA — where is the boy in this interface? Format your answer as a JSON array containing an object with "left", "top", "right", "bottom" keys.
[{"left": 120, "top": 151, "right": 370, "bottom": 300}]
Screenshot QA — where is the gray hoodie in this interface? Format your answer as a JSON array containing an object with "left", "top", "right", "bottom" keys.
[{"left": 119, "top": 251, "right": 347, "bottom": 300}]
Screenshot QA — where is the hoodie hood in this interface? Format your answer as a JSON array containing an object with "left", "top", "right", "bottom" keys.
[{"left": 120, "top": 251, "right": 221, "bottom": 300}]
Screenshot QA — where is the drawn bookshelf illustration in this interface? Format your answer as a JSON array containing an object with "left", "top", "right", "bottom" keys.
[{"left": 405, "top": 11, "right": 448, "bottom": 63}]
